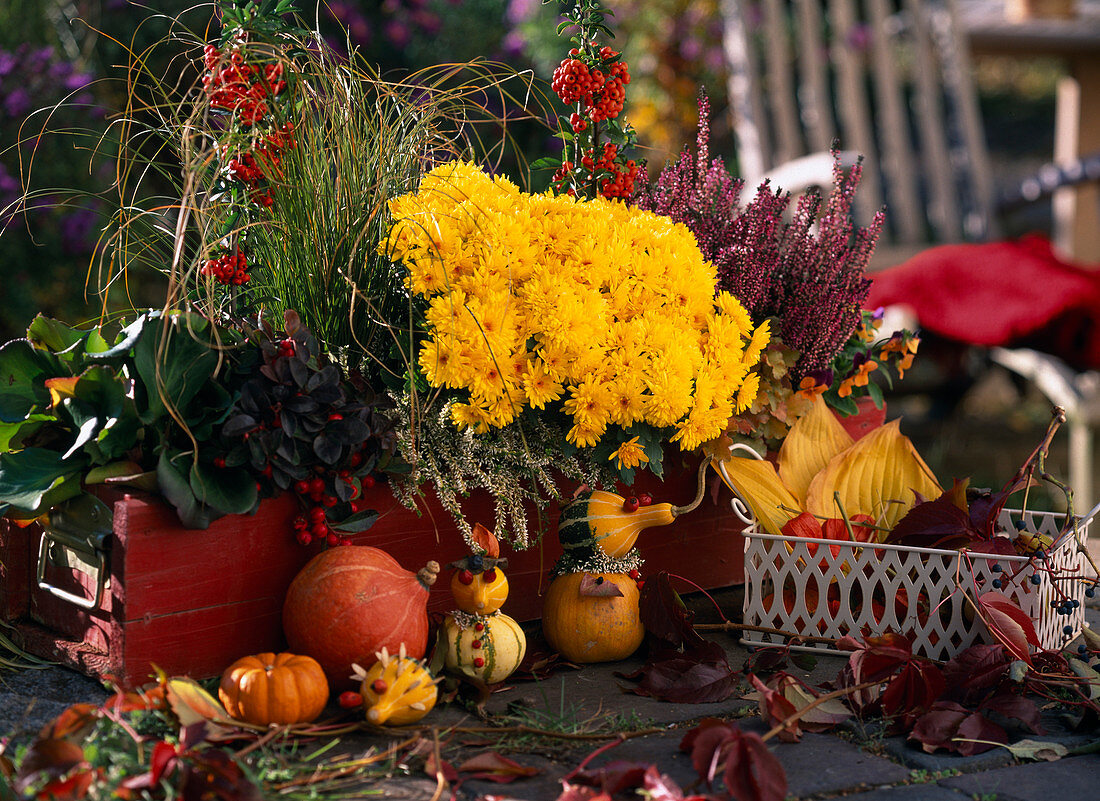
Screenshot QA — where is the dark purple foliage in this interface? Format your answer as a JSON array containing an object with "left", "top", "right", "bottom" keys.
[{"left": 633, "top": 92, "right": 882, "bottom": 379}]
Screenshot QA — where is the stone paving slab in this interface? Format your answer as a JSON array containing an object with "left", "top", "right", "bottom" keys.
[
  {"left": 841, "top": 783, "right": 977, "bottom": 801},
  {"left": 939, "top": 753, "right": 1100, "bottom": 800}
]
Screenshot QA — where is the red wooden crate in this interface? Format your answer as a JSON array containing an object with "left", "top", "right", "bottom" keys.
[{"left": 0, "top": 460, "right": 745, "bottom": 688}]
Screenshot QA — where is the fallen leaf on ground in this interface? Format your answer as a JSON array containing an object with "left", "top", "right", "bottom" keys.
[{"left": 457, "top": 751, "right": 539, "bottom": 782}]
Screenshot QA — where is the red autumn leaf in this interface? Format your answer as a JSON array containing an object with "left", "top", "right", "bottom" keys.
[
  {"left": 909, "top": 701, "right": 971, "bottom": 753},
  {"left": 457, "top": 751, "right": 540, "bottom": 783},
  {"left": 105, "top": 688, "right": 168, "bottom": 714},
  {"left": 878, "top": 659, "right": 946, "bottom": 723},
  {"left": 563, "top": 761, "right": 649, "bottom": 795},
  {"left": 619, "top": 641, "right": 737, "bottom": 704},
  {"left": 967, "top": 537, "right": 1019, "bottom": 557},
  {"left": 780, "top": 512, "right": 820, "bottom": 540},
  {"left": 42, "top": 703, "right": 99, "bottom": 739},
  {"left": 969, "top": 472, "right": 1036, "bottom": 539},
  {"left": 180, "top": 747, "right": 265, "bottom": 801},
  {"left": 748, "top": 674, "right": 801, "bottom": 743},
  {"left": 975, "top": 592, "right": 1040, "bottom": 665},
  {"left": 639, "top": 765, "right": 695, "bottom": 801},
  {"left": 954, "top": 709, "right": 1009, "bottom": 756},
  {"left": 25, "top": 768, "right": 97, "bottom": 800},
  {"left": 722, "top": 728, "right": 788, "bottom": 801},
  {"left": 553, "top": 785, "right": 606, "bottom": 801},
  {"left": 816, "top": 514, "right": 876, "bottom": 557},
  {"left": 838, "top": 633, "right": 947, "bottom": 718},
  {"left": 470, "top": 522, "right": 500, "bottom": 558},
  {"left": 579, "top": 572, "right": 624, "bottom": 597},
  {"left": 149, "top": 741, "right": 179, "bottom": 785},
  {"left": 885, "top": 490, "right": 982, "bottom": 549},
  {"left": 909, "top": 701, "right": 1009, "bottom": 756},
  {"left": 424, "top": 752, "right": 459, "bottom": 783},
  {"left": 679, "top": 719, "right": 787, "bottom": 801},
  {"left": 680, "top": 719, "right": 739, "bottom": 786},
  {"left": 980, "top": 693, "right": 1044, "bottom": 733},
  {"left": 942, "top": 644, "right": 1010, "bottom": 701},
  {"left": 638, "top": 572, "right": 701, "bottom": 648},
  {"left": 14, "top": 739, "right": 85, "bottom": 792},
  {"left": 760, "top": 672, "right": 851, "bottom": 731}
]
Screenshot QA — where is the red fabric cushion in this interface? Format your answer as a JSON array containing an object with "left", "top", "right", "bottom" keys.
[{"left": 866, "top": 234, "right": 1100, "bottom": 370}]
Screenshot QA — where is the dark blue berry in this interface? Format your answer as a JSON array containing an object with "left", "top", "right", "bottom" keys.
[
  {"left": 1079, "top": 644, "right": 1089, "bottom": 655},
  {"left": 1030, "top": 574, "right": 1042, "bottom": 585},
  {"left": 991, "top": 564, "right": 1002, "bottom": 573},
  {"left": 1063, "top": 625, "right": 1075, "bottom": 635},
  {"left": 1086, "top": 587, "right": 1096, "bottom": 598},
  {"left": 992, "top": 579, "right": 1002, "bottom": 589},
  {"left": 1071, "top": 599, "right": 1080, "bottom": 609}
]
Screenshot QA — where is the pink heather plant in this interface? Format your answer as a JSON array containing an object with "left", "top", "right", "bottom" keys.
[{"left": 633, "top": 92, "right": 882, "bottom": 381}]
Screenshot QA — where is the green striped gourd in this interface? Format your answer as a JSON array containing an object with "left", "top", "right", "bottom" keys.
[{"left": 441, "top": 612, "right": 526, "bottom": 684}]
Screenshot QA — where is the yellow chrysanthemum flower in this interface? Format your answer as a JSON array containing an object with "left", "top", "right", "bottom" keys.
[
  {"left": 610, "top": 436, "right": 650, "bottom": 471},
  {"left": 385, "top": 161, "right": 772, "bottom": 452}
]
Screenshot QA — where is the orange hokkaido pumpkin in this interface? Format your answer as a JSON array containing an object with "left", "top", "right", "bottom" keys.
[
  {"left": 541, "top": 572, "right": 644, "bottom": 663},
  {"left": 282, "top": 547, "right": 439, "bottom": 686},
  {"left": 218, "top": 652, "right": 329, "bottom": 725}
]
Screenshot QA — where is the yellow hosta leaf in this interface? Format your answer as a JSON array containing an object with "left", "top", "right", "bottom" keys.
[
  {"left": 777, "top": 396, "right": 855, "bottom": 505},
  {"left": 711, "top": 455, "right": 801, "bottom": 536},
  {"left": 805, "top": 419, "right": 941, "bottom": 533}
]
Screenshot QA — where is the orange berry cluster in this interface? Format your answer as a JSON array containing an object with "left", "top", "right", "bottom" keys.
[
  {"left": 226, "top": 122, "right": 296, "bottom": 208},
  {"left": 551, "top": 45, "right": 630, "bottom": 123},
  {"left": 201, "top": 44, "right": 287, "bottom": 127},
  {"left": 552, "top": 142, "right": 641, "bottom": 199},
  {"left": 201, "top": 248, "right": 250, "bottom": 286}
]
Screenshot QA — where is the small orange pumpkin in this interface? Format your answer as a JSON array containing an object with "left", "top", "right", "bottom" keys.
[
  {"left": 541, "top": 572, "right": 644, "bottom": 663},
  {"left": 218, "top": 652, "right": 329, "bottom": 726},
  {"left": 449, "top": 555, "right": 510, "bottom": 614}
]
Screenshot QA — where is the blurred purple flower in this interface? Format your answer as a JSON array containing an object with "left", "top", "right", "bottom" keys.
[
  {"left": 384, "top": 19, "right": 412, "bottom": 48},
  {"left": 502, "top": 30, "right": 527, "bottom": 59},
  {"left": 0, "top": 52, "right": 16, "bottom": 77},
  {"left": 507, "top": 0, "right": 540, "bottom": 24},
  {"left": 4, "top": 88, "right": 30, "bottom": 118},
  {"left": 680, "top": 37, "right": 703, "bottom": 61},
  {"left": 60, "top": 208, "right": 98, "bottom": 255},
  {"left": 410, "top": 9, "right": 441, "bottom": 36}
]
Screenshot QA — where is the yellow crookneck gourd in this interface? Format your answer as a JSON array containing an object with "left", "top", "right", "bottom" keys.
[
  {"left": 441, "top": 552, "right": 526, "bottom": 684},
  {"left": 556, "top": 461, "right": 709, "bottom": 569},
  {"left": 351, "top": 645, "right": 440, "bottom": 726}
]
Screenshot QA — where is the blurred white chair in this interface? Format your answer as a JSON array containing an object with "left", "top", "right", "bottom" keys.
[{"left": 989, "top": 347, "right": 1100, "bottom": 512}]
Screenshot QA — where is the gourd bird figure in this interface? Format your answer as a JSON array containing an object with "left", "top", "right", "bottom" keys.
[
  {"left": 544, "top": 462, "right": 708, "bottom": 663},
  {"left": 441, "top": 551, "right": 527, "bottom": 684}
]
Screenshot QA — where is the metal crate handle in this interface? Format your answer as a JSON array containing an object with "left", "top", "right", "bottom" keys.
[{"left": 35, "top": 496, "right": 113, "bottom": 611}]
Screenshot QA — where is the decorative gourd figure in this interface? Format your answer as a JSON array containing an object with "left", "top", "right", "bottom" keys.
[
  {"left": 544, "top": 464, "right": 708, "bottom": 663},
  {"left": 541, "top": 572, "right": 644, "bottom": 663},
  {"left": 441, "top": 528, "right": 527, "bottom": 684},
  {"left": 555, "top": 463, "right": 708, "bottom": 571},
  {"left": 350, "top": 645, "right": 440, "bottom": 725}
]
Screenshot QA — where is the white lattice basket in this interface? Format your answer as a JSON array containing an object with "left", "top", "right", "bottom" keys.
[{"left": 741, "top": 506, "right": 1095, "bottom": 661}]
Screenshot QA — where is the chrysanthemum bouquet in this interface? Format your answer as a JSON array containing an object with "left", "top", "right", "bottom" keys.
[{"left": 381, "top": 161, "right": 770, "bottom": 545}]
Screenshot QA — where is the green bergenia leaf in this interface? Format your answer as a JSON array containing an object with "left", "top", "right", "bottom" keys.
[
  {"left": 0, "top": 339, "right": 56, "bottom": 423},
  {"left": 0, "top": 448, "right": 86, "bottom": 514},
  {"left": 190, "top": 461, "right": 257, "bottom": 516},
  {"left": 134, "top": 315, "right": 220, "bottom": 424},
  {"left": 156, "top": 450, "right": 211, "bottom": 530}
]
